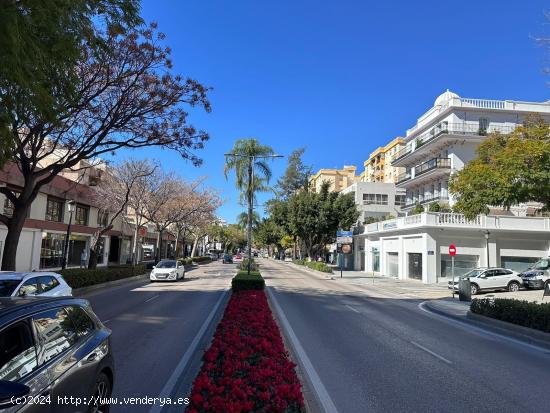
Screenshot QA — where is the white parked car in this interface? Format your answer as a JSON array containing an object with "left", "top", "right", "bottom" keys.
[
  {"left": 150, "top": 259, "right": 185, "bottom": 282},
  {"left": 0, "top": 271, "right": 72, "bottom": 297},
  {"left": 448, "top": 267, "right": 522, "bottom": 295}
]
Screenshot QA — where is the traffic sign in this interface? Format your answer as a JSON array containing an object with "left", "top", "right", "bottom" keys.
[{"left": 449, "top": 244, "right": 456, "bottom": 257}]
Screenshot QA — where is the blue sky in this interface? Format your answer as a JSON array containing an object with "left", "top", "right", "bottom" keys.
[{"left": 118, "top": 0, "right": 550, "bottom": 223}]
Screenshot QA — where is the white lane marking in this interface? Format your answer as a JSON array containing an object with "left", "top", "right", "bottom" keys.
[
  {"left": 418, "top": 301, "right": 550, "bottom": 355},
  {"left": 267, "top": 287, "right": 341, "bottom": 413},
  {"left": 148, "top": 289, "right": 228, "bottom": 413},
  {"left": 145, "top": 295, "right": 159, "bottom": 303},
  {"left": 345, "top": 304, "right": 360, "bottom": 313},
  {"left": 410, "top": 341, "right": 453, "bottom": 365}
]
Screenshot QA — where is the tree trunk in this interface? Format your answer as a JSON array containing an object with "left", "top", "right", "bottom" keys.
[
  {"left": 88, "top": 248, "right": 99, "bottom": 269},
  {"left": 191, "top": 236, "right": 199, "bottom": 257},
  {"left": 132, "top": 224, "right": 139, "bottom": 265},
  {"left": 1, "top": 207, "right": 28, "bottom": 271}
]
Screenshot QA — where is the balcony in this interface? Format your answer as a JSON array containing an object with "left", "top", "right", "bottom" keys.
[
  {"left": 363, "top": 212, "right": 550, "bottom": 235},
  {"left": 392, "top": 122, "right": 515, "bottom": 167},
  {"left": 404, "top": 196, "right": 449, "bottom": 209},
  {"left": 396, "top": 157, "right": 451, "bottom": 187},
  {"left": 396, "top": 171, "right": 411, "bottom": 184}
]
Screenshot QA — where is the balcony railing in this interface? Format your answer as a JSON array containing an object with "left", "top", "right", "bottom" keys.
[
  {"left": 415, "top": 157, "right": 451, "bottom": 177},
  {"left": 396, "top": 172, "right": 411, "bottom": 184},
  {"left": 393, "top": 122, "right": 515, "bottom": 163},
  {"left": 361, "top": 212, "right": 550, "bottom": 234},
  {"left": 404, "top": 196, "right": 449, "bottom": 208}
]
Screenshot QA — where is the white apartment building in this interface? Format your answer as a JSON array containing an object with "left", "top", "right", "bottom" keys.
[
  {"left": 341, "top": 182, "right": 405, "bottom": 224},
  {"left": 359, "top": 91, "right": 550, "bottom": 283}
]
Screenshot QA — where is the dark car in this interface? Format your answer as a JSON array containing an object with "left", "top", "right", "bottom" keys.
[
  {"left": 222, "top": 254, "right": 233, "bottom": 264},
  {"left": 0, "top": 297, "right": 114, "bottom": 412}
]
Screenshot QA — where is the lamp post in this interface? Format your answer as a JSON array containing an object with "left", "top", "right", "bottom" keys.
[
  {"left": 62, "top": 200, "right": 76, "bottom": 269},
  {"left": 224, "top": 152, "right": 283, "bottom": 275},
  {"left": 484, "top": 230, "right": 490, "bottom": 267}
]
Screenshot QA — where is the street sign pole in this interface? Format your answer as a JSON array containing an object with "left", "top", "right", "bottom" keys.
[
  {"left": 452, "top": 255, "right": 455, "bottom": 298},
  {"left": 340, "top": 253, "right": 343, "bottom": 278}
]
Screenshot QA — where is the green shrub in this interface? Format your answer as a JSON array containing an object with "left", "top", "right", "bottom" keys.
[
  {"left": 237, "top": 258, "right": 259, "bottom": 271},
  {"left": 471, "top": 298, "right": 550, "bottom": 333},
  {"left": 178, "top": 258, "right": 193, "bottom": 266},
  {"left": 231, "top": 270, "right": 265, "bottom": 292},
  {"left": 60, "top": 264, "right": 146, "bottom": 289},
  {"left": 292, "top": 259, "right": 332, "bottom": 273},
  {"left": 191, "top": 256, "right": 211, "bottom": 264}
]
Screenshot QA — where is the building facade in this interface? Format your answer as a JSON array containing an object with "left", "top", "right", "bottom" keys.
[
  {"left": 309, "top": 165, "right": 359, "bottom": 193},
  {"left": 341, "top": 182, "right": 405, "bottom": 224},
  {"left": 360, "top": 137, "right": 405, "bottom": 184},
  {"left": 392, "top": 90, "right": 550, "bottom": 210},
  {"left": 357, "top": 91, "right": 550, "bottom": 283}
]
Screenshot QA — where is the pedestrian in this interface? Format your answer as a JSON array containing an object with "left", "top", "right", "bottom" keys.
[{"left": 80, "top": 249, "right": 88, "bottom": 268}]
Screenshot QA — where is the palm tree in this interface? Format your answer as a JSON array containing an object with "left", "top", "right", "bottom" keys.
[
  {"left": 224, "top": 138, "right": 278, "bottom": 273},
  {"left": 237, "top": 211, "right": 260, "bottom": 231}
]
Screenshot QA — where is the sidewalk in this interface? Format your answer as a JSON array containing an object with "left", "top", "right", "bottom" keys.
[{"left": 423, "top": 296, "right": 470, "bottom": 318}]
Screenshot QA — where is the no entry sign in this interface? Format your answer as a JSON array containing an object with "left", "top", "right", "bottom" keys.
[{"left": 449, "top": 244, "right": 457, "bottom": 257}]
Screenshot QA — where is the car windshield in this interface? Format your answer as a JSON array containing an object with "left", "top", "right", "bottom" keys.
[
  {"left": 156, "top": 260, "right": 176, "bottom": 268},
  {"left": 0, "top": 279, "right": 21, "bottom": 296},
  {"left": 532, "top": 259, "right": 550, "bottom": 270},
  {"left": 461, "top": 269, "right": 484, "bottom": 278}
]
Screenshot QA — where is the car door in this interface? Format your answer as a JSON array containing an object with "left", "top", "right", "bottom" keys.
[
  {"left": 484, "top": 270, "right": 503, "bottom": 289},
  {"left": 477, "top": 270, "right": 495, "bottom": 289},
  {"left": 15, "top": 278, "right": 41, "bottom": 298},
  {"left": 47, "top": 306, "right": 103, "bottom": 413},
  {"left": 31, "top": 307, "right": 85, "bottom": 412},
  {"left": 0, "top": 320, "right": 51, "bottom": 413}
]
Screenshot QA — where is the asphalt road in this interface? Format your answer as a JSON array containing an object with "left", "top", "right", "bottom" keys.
[
  {"left": 264, "top": 259, "right": 550, "bottom": 413},
  {"left": 78, "top": 261, "right": 235, "bottom": 413}
]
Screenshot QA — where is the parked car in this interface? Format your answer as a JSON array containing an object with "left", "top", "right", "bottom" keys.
[
  {"left": 233, "top": 254, "right": 243, "bottom": 262},
  {"left": 447, "top": 267, "right": 522, "bottom": 295},
  {"left": 0, "top": 296, "right": 114, "bottom": 412},
  {"left": 520, "top": 257, "right": 550, "bottom": 289},
  {"left": 262, "top": 253, "right": 269, "bottom": 258},
  {"left": 150, "top": 259, "right": 185, "bottom": 282},
  {"left": 0, "top": 272, "right": 72, "bottom": 298},
  {"left": 222, "top": 254, "right": 233, "bottom": 264}
]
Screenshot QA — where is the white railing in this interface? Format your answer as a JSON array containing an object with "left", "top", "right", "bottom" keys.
[
  {"left": 437, "top": 213, "right": 481, "bottom": 226},
  {"left": 404, "top": 215, "right": 421, "bottom": 225},
  {"left": 458, "top": 98, "right": 505, "bottom": 110},
  {"left": 366, "top": 222, "right": 379, "bottom": 232}
]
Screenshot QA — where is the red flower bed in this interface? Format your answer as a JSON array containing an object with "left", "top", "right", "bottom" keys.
[{"left": 187, "top": 290, "right": 305, "bottom": 413}]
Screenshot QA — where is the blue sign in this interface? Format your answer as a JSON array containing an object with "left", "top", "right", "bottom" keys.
[{"left": 337, "top": 230, "right": 353, "bottom": 237}]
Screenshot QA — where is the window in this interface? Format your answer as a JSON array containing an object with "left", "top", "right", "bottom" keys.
[
  {"left": 65, "top": 306, "right": 95, "bottom": 337},
  {"left": 46, "top": 197, "right": 64, "bottom": 222},
  {"left": 3, "top": 197, "right": 14, "bottom": 217},
  {"left": 363, "top": 193, "right": 389, "bottom": 205},
  {"left": 98, "top": 210, "right": 109, "bottom": 227},
  {"left": 479, "top": 118, "right": 489, "bottom": 134},
  {"left": 395, "top": 195, "right": 406, "bottom": 206},
  {"left": 32, "top": 308, "right": 78, "bottom": 365},
  {"left": 74, "top": 204, "right": 89, "bottom": 226},
  {"left": 38, "top": 276, "right": 59, "bottom": 293},
  {"left": 18, "top": 278, "right": 40, "bottom": 297},
  {"left": 40, "top": 233, "right": 65, "bottom": 269},
  {"left": 0, "top": 279, "right": 20, "bottom": 296},
  {"left": 0, "top": 322, "right": 38, "bottom": 381}
]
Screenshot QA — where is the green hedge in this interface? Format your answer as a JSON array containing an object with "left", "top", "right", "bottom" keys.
[
  {"left": 60, "top": 264, "right": 147, "bottom": 289},
  {"left": 237, "top": 258, "right": 259, "bottom": 272},
  {"left": 192, "top": 256, "right": 212, "bottom": 264},
  {"left": 471, "top": 298, "right": 550, "bottom": 334},
  {"left": 178, "top": 258, "right": 193, "bottom": 266},
  {"left": 293, "top": 259, "right": 333, "bottom": 274},
  {"left": 231, "top": 270, "right": 265, "bottom": 292}
]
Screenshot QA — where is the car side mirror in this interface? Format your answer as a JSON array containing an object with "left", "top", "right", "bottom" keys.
[
  {"left": 0, "top": 380, "right": 30, "bottom": 409},
  {"left": 152, "top": 266, "right": 156, "bottom": 269}
]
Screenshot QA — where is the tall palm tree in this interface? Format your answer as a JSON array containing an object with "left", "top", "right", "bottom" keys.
[
  {"left": 237, "top": 211, "right": 260, "bottom": 231},
  {"left": 224, "top": 138, "right": 277, "bottom": 272}
]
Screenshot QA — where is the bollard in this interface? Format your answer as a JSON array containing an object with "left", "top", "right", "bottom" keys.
[{"left": 458, "top": 278, "right": 471, "bottom": 302}]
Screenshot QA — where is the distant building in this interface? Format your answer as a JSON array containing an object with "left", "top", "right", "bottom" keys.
[
  {"left": 360, "top": 137, "right": 405, "bottom": 184},
  {"left": 341, "top": 182, "right": 405, "bottom": 224},
  {"left": 309, "top": 165, "right": 359, "bottom": 193}
]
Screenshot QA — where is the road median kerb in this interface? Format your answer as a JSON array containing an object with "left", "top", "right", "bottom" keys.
[
  {"left": 466, "top": 310, "right": 550, "bottom": 347},
  {"left": 74, "top": 272, "right": 149, "bottom": 296}
]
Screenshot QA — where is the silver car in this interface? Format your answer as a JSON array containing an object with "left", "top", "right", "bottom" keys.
[
  {"left": 0, "top": 272, "right": 72, "bottom": 298},
  {"left": 448, "top": 267, "right": 522, "bottom": 295}
]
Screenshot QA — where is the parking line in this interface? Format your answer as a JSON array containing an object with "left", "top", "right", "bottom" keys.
[
  {"left": 267, "top": 287, "right": 341, "bottom": 413},
  {"left": 345, "top": 304, "right": 360, "bottom": 313},
  {"left": 145, "top": 295, "right": 159, "bottom": 303},
  {"left": 410, "top": 341, "right": 453, "bottom": 365},
  {"left": 148, "top": 289, "right": 228, "bottom": 413}
]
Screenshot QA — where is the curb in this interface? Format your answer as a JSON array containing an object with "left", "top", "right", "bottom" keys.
[
  {"left": 466, "top": 311, "right": 550, "bottom": 348},
  {"left": 73, "top": 272, "right": 150, "bottom": 296},
  {"left": 423, "top": 300, "right": 550, "bottom": 350},
  {"left": 283, "top": 261, "right": 333, "bottom": 279}
]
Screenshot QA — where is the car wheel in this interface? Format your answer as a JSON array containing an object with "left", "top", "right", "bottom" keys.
[
  {"left": 507, "top": 281, "right": 520, "bottom": 292},
  {"left": 470, "top": 283, "right": 479, "bottom": 295},
  {"left": 89, "top": 372, "right": 112, "bottom": 413},
  {"left": 150, "top": 279, "right": 155, "bottom": 283}
]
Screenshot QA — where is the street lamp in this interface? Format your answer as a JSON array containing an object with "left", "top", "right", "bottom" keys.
[
  {"left": 62, "top": 200, "right": 76, "bottom": 269},
  {"left": 484, "top": 230, "right": 490, "bottom": 267},
  {"left": 224, "top": 152, "right": 284, "bottom": 275}
]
